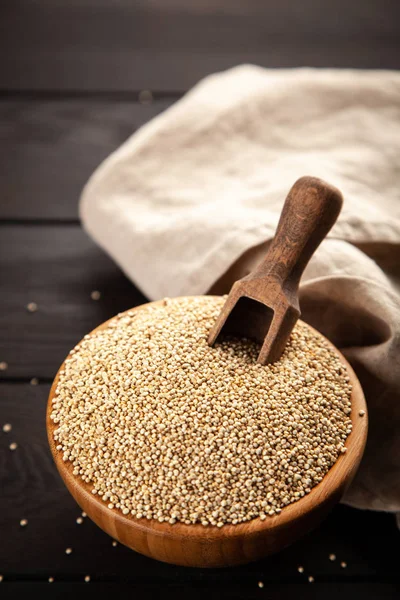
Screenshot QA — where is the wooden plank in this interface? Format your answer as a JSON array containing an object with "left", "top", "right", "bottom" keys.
[
  {"left": 1, "top": 1, "right": 399, "bottom": 92},
  {"left": 1, "top": 584, "right": 399, "bottom": 600},
  {"left": 0, "top": 225, "right": 147, "bottom": 379},
  {"left": 0, "top": 98, "right": 173, "bottom": 220},
  {"left": 0, "top": 383, "right": 399, "bottom": 586}
]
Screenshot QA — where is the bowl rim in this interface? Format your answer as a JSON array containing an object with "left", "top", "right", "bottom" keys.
[{"left": 46, "top": 296, "right": 368, "bottom": 542}]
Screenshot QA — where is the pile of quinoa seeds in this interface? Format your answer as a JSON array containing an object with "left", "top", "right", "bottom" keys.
[{"left": 51, "top": 296, "right": 352, "bottom": 527}]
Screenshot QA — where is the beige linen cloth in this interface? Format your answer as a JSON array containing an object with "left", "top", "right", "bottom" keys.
[{"left": 80, "top": 66, "right": 400, "bottom": 520}]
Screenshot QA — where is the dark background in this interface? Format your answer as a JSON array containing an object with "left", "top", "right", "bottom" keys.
[{"left": 0, "top": 1, "right": 399, "bottom": 598}]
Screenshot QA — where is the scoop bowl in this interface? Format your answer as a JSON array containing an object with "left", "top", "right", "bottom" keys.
[{"left": 46, "top": 297, "right": 368, "bottom": 568}]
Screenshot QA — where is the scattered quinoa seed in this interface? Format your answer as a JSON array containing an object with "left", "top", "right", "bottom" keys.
[
  {"left": 81, "top": 512, "right": 87, "bottom": 518},
  {"left": 9, "top": 442, "right": 17, "bottom": 451},
  {"left": 90, "top": 290, "right": 101, "bottom": 301},
  {"left": 297, "top": 566, "right": 304, "bottom": 573},
  {"left": 65, "top": 548, "right": 72, "bottom": 555},
  {"left": 359, "top": 410, "right": 365, "bottom": 417},
  {"left": 112, "top": 540, "right": 118, "bottom": 547},
  {"left": 258, "top": 581, "right": 264, "bottom": 588},
  {"left": 308, "top": 576, "right": 315, "bottom": 583},
  {"left": 138, "top": 90, "right": 153, "bottom": 104},
  {"left": 20, "top": 519, "right": 28, "bottom": 527},
  {"left": 341, "top": 561, "right": 347, "bottom": 568},
  {"left": 48, "top": 577, "right": 54, "bottom": 583},
  {"left": 0, "top": 575, "right": 3, "bottom": 582},
  {"left": 329, "top": 553, "right": 336, "bottom": 561},
  {"left": 76, "top": 517, "right": 83, "bottom": 524},
  {"left": 30, "top": 378, "right": 39, "bottom": 386},
  {"left": 84, "top": 575, "right": 91, "bottom": 583},
  {"left": 27, "top": 302, "right": 38, "bottom": 313},
  {"left": 3, "top": 423, "right": 12, "bottom": 433},
  {"left": 0, "top": 361, "right": 8, "bottom": 371},
  {"left": 51, "top": 297, "right": 352, "bottom": 527}
]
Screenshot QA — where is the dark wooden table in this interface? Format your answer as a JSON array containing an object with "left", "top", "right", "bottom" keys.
[{"left": 1, "top": 1, "right": 399, "bottom": 598}]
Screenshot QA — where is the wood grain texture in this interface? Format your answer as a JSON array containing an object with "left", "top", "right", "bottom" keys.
[
  {"left": 0, "top": 226, "right": 147, "bottom": 379},
  {"left": 1, "top": 1, "right": 400, "bottom": 93},
  {"left": 0, "top": 98, "right": 173, "bottom": 219},
  {"left": 1, "top": 583, "right": 400, "bottom": 599},
  {"left": 1, "top": 583, "right": 400, "bottom": 600},
  {"left": 46, "top": 299, "right": 368, "bottom": 567},
  {"left": 209, "top": 177, "right": 343, "bottom": 363}
]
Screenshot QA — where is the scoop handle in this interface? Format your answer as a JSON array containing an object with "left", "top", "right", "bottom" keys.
[{"left": 250, "top": 176, "right": 343, "bottom": 289}]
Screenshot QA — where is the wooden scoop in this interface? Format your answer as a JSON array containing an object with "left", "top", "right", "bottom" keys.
[{"left": 208, "top": 176, "right": 343, "bottom": 364}]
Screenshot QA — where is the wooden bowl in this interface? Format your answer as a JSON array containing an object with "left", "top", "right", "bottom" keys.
[{"left": 46, "top": 297, "right": 368, "bottom": 568}]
